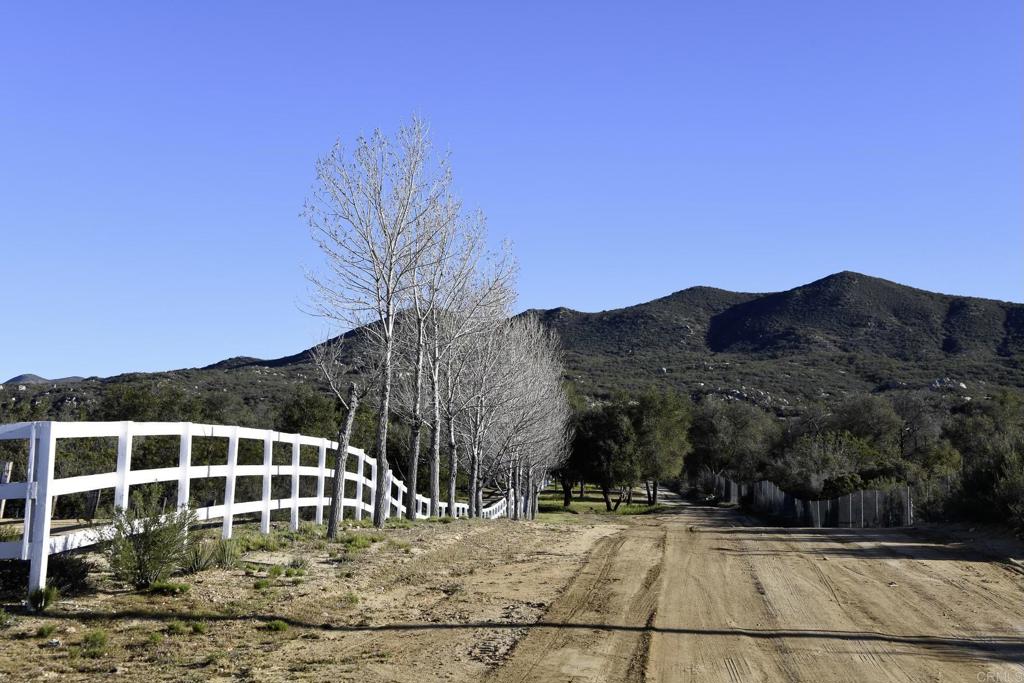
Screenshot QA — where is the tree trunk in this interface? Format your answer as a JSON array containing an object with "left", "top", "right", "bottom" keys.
[
  {"left": 405, "top": 323, "right": 426, "bottom": 520},
  {"left": 524, "top": 470, "right": 534, "bottom": 520},
  {"left": 372, "top": 344, "right": 393, "bottom": 528},
  {"left": 561, "top": 476, "right": 573, "bottom": 507},
  {"left": 327, "top": 384, "right": 358, "bottom": 540},
  {"left": 579, "top": 480, "right": 585, "bottom": 499},
  {"left": 645, "top": 480, "right": 653, "bottom": 506},
  {"left": 447, "top": 419, "right": 459, "bottom": 516},
  {"left": 428, "top": 370, "right": 442, "bottom": 516},
  {"left": 652, "top": 480, "right": 659, "bottom": 505},
  {"left": 512, "top": 465, "right": 521, "bottom": 520},
  {"left": 613, "top": 487, "right": 625, "bottom": 511},
  {"left": 626, "top": 486, "right": 633, "bottom": 505},
  {"left": 468, "top": 447, "right": 479, "bottom": 518},
  {"left": 601, "top": 484, "right": 613, "bottom": 511}
]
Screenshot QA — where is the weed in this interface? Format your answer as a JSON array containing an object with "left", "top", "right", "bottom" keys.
[
  {"left": 36, "top": 624, "right": 57, "bottom": 638},
  {"left": 166, "top": 620, "right": 188, "bottom": 636},
  {"left": 29, "top": 585, "right": 59, "bottom": 611},
  {"left": 387, "top": 539, "right": 411, "bottom": 552},
  {"left": 181, "top": 542, "right": 215, "bottom": 574},
  {"left": 267, "top": 565, "right": 284, "bottom": 579},
  {"left": 190, "top": 620, "right": 208, "bottom": 635},
  {"left": 101, "top": 489, "right": 195, "bottom": 588},
  {"left": 253, "top": 579, "right": 271, "bottom": 590},
  {"left": 264, "top": 619, "right": 289, "bottom": 632},
  {"left": 212, "top": 539, "right": 241, "bottom": 569},
  {"left": 288, "top": 556, "right": 310, "bottom": 570},
  {"left": 82, "top": 629, "right": 108, "bottom": 658},
  {"left": 146, "top": 632, "right": 164, "bottom": 646},
  {"left": 340, "top": 591, "right": 359, "bottom": 606}
]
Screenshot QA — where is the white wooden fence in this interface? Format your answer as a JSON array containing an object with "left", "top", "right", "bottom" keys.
[{"left": 0, "top": 421, "right": 511, "bottom": 594}]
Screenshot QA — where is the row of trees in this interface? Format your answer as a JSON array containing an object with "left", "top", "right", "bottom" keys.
[
  {"left": 559, "top": 386, "right": 1023, "bottom": 535},
  {"left": 305, "top": 117, "right": 570, "bottom": 531}
]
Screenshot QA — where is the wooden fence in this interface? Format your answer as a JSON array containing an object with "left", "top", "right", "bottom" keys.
[{"left": 0, "top": 421, "right": 510, "bottom": 594}]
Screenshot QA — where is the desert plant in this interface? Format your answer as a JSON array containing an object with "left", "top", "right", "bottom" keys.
[
  {"left": 212, "top": 538, "right": 241, "bottom": 569},
  {"left": 36, "top": 624, "right": 57, "bottom": 638},
  {"left": 190, "top": 620, "right": 207, "bottom": 635},
  {"left": 253, "top": 579, "right": 271, "bottom": 590},
  {"left": 181, "top": 542, "right": 216, "bottom": 574},
  {"left": 166, "top": 620, "right": 188, "bottom": 635},
  {"left": 82, "top": 629, "right": 108, "bottom": 658},
  {"left": 29, "top": 585, "right": 59, "bottom": 611},
  {"left": 99, "top": 490, "right": 195, "bottom": 588},
  {"left": 263, "top": 619, "right": 288, "bottom": 632}
]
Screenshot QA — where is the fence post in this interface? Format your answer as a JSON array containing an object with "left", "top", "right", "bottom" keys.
[
  {"left": 114, "top": 422, "right": 133, "bottom": 511},
  {"left": 290, "top": 435, "right": 301, "bottom": 531},
  {"left": 177, "top": 423, "right": 192, "bottom": 510},
  {"left": 27, "top": 422, "right": 55, "bottom": 596},
  {"left": 260, "top": 434, "right": 273, "bottom": 534},
  {"left": 315, "top": 440, "right": 327, "bottom": 525},
  {"left": 222, "top": 427, "right": 239, "bottom": 539}
]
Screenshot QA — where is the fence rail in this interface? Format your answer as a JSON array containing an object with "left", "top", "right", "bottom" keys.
[
  {"left": 713, "top": 475, "right": 913, "bottom": 528},
  {"left": 0, "top": 421, "right": 507, "bottom": 593}
]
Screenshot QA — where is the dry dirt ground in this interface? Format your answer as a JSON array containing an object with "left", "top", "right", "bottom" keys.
[
  {"left": 492, "top": 505, "right": 1024, "bottom": 683},
  {"left": 2, "top": 505, "right": 1024, "bottom": 682}
]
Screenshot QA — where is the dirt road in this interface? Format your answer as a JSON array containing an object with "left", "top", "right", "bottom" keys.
[{"left": 492, "top": 505, "right": 1024, "bottom": 683}]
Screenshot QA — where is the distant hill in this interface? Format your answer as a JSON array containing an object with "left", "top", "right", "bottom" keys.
[
  {"left": 6, "top": 272, "right": 1023, "bottom": 416},
  {"left": 3, "top": 374, "right": 85, "bottom": 385}
]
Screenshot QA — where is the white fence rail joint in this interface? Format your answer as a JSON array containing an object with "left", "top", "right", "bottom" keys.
[{"left": 0, "top": 421, "right": 512, "bottom": 596}]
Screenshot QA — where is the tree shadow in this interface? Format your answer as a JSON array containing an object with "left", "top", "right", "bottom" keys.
[{"left": 32, "top": 608, "right": 1024, "bottom": 665}]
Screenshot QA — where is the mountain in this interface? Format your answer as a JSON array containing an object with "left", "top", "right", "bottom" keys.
[
  {"left": 6, "top": 272, "right": 1023, "bottom": 416},
  {"left": 3, "top": 374, "right": 85, "bottom": 385}
]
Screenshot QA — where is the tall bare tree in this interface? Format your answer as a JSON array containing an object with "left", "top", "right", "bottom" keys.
[{"left": 306, "top": 117, "right": 451, "bottom": 527}]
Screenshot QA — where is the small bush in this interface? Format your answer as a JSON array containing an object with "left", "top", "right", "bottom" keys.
[
  {"left": 253, "top": 579, "right": 271, "bottom": 590},
  {"left": 288, "top": 556, "right": 310, "bottom": 570},
  {"left": 212, "top": 539, "right": 241, "bottom": 569},
  {"left": 181, "top": 542, "right": 215, "bottom": 574},
  {"left": 82, "top": 629, "right": 108, "bottom": 658},
  {"left": 284, "top": 567, "right": 305, "bottom": 577},
  {"left": 267, "top": 565, "right": 284, "bottom": 579},
  {"left": 190, "top": 620, "right": 207, "bottom": 635},
  {"left": 146, "top": 632, "right": 164, "bottom": 646},
  {"left": 29, "top": 585, "right": 59, "bottom": 611},
  {"left": 0, "top": 608, "right": 14, "bottom": 629},
  {"left": 48, "top": 553, "right": 92, "bottom": 594},
  {"left": 36, "top": 624, "right": 57, "bottom": 638},
  {"left": 340, "top": 591, "right": 359, "bottom": 606},
  {"left": 166, "top": 620, "right": 188, "bottom": 635},
  {"left": 100, "top": 490, "right": 195, "bottom": 588},
  {"left": 147, "top": 581, "right": 190, "bottom": 596},
  {"left": 263, "top": 619, "right": 288, "bottom": 632}
]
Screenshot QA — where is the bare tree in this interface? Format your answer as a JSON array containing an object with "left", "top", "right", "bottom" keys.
[
  {"left": 309, "top": 337, "right": 363, "bottom": 539},
  {"left": 306, "top": 117, "right": 451, "bottom": 527}
]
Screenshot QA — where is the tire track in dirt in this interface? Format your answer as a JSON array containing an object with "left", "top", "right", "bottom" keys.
[{"left": 488, "top": 526, "right": 664, "bottom": 683}]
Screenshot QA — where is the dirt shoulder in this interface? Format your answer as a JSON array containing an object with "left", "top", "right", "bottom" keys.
[{"left": 0, "top": 517, "right": 618, "bottom": 682}]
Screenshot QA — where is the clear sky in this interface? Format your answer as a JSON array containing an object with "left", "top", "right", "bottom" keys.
[{"left": 1, "top": 2, "right": 1021, "bottom": 381}]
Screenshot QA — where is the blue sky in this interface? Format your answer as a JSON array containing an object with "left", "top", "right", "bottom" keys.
[{"left": 1, "top": 2, "right": 1021, "bottom": 380}]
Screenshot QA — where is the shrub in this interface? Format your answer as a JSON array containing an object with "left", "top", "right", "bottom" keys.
[
  {"left": 212, "top": 539, "right": 241, "bottom": 569},
  {"left": 100, "top": 490, "right": 195, "bottom": 588},
  {"left": 48, "top": 553, "right": 92, "bottom": 594},
  {"left": 147, "top": 581, "right": 190, "bottom": 596},
  {"left": 36, "top": 624, "right": 57, "bottom": 638},
  {"left": 166, "top": 620, "right": 188, "bottom": 635},
  {"left": 190, "top": 620, "right": 207, "bottom": 635},
  {"left": 29, "top": 585, "right": 59, "bottom": 611},
  {"left": 341, "top": 591, "right": 359, "bottom": 606},
  {"left": 0, "top": 608, "right": 14, "bottom": 629},
  {"left": 253, "top": 579, "right": 271, "bottom": 590},
  {"left": 263, "top": 619, "right": 288, "bottom": 632},
  {"left": 288, "top": 556, "right": 310, "bottom": 571},
  {"left": 82, "top": 629, "right": 108, "bottom": 658},
  {"left": 182, "top": 542, "right": 215, "bottom": 574},
  {"left": 267, "top": 565, "right": 284, "bottom": 579},
  {"left": 146, "top": 632, "right": 164, "bottom": 646}
]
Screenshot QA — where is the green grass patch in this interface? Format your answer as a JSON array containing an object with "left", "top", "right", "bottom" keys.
[
  {"left": 263, "top": 619, "right": 289, "bottom": 632},
  {"left": 36, "top": 624, "right": 57, "bottom": 638}
]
